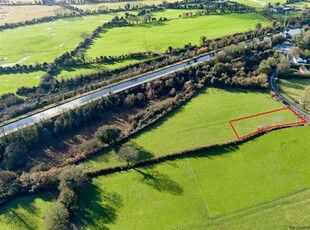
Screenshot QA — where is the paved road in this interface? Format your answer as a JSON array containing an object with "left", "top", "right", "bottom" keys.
[
  {"left": 269, "top": 71, "right": 310, "bottom": 120},
  {"left": 0, "top": 28, "right": 304, "bottom": 136},
  {"left": 0, "top": 52, "right": 216, "bottom": 136}
]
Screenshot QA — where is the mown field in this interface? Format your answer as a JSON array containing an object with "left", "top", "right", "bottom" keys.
[
  {"left": 85, "top": 87, "right": 289, "bottom": 171},
  {"left": 0, "top": 5, "right": 65, "bottom": 25},
  {"left": 279, "top": 77, "right": 310, "bottom": 111},
  {"left": 0, "top": 13, "right": 119, "bottom": 66},
  {"left": 0, "top": 71, "right": 44, "bottom": 95},
  {"left": 76, "top": 125, "right": 310, "bottom": 229},
  {"left": 87, "top": 12, "right": 270, "bottom": 58}
]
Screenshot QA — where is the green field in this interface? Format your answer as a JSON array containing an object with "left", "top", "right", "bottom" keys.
[
  {"left": 272, "top": 11, "right": 304, "bottom": 20},
  {"left": 55, "top": 58, "right": 146, "bottom": 80},
  {"left": 2, "top": 125, "right": 310, "bottom": 229},
  {"left": 0, "top": 193, "right": 54, "bottom": 230},
  {"left": 0, "top": 13, "right": 119, "bottom": 66},
  {"left": 0, "top": 58, "right": 146, "bottom": 95},
  {"left": 287, "top": 0, "right": 310, "bottom": 8},
  {"left": 73, "top": 0, "right": 179, "bottom": 10},
  {"left": 85, "top": 88, "right": 289, "bottom": 171},
  {"left": 232, "top": 107, "right": 300, "bottom": 138},
  {"left": 232, "top": 0, "right": 286, "bottom": 9},
  {"left": 86, "top": 13, "right": 270, "bottom": 58},
  {"left": 279, "top": 77, "right": 310, "bottom": 111},
  {"left": 0, "top": 87, "right": 309, "bottom": 229},
  {"left": 0, "top": 71, "right": 45, "bottom": 95},
  {"left": 76, "top": 125, "right": 310, "bottom": 229}
]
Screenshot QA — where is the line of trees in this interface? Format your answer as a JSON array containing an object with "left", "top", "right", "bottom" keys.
[
  {"left": 0, "top": 21, "right": 285, "bottom": 123},
  {"left": 0, "top": 41, "right": 278, "bottom": 171},
  {"left": 43, "top": 166, "right": 87, "bottom": 230},
  {"left": 0, "top": 40, "right": 288, "bottom": 207},
  {"left": 0, "top": 3, "right": 163, "bottom": 31},
  {"left": 167, "top": 0, "right": 255, "bottom": 13},
  {"left": 293, "top": 26, "right": 310, "bottom": 60}
]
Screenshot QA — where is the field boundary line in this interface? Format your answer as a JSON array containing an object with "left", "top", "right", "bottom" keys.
[
  {"left": 205, "top": 187, "right": 310, "bottom": 224},
  {"left": 186, "top": 159, "right": 211, "bottom": 218},
  {"left": 229, "top": 107, "right": 308, "bottom": 140}
]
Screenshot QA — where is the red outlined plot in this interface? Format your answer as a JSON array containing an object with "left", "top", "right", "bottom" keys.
[{"left": 229, "top": 107, "right": 308, "bottom": 140}]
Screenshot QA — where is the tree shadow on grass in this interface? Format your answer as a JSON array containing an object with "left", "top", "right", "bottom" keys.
[
  {"left": 130, "top": 142, "right": 155, "bottom": 161},
  {"left": 133, "top": 21, "right": 167, "bottom": 28},
  {"left": 174, "top": 145, "right": 240, "bottom": 162},
  {"left": 74, "top": 182, "right": 123, "bottom": 229},
  {"left": 134, "top": 168, "right": 183, "bottom": 196},
  {"left": 112, "top": 142, "right": 155, "bottom": 162},
  {"left": 0, "top": 192, "right": 55, "bottom": 230},
  {"left": 280, "top": 80, "right": 305, "bottom": 91}
]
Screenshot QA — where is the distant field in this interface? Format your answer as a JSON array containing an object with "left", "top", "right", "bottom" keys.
[
  {"left": 279, "top": 77, "right": 310, "bottom": 111},
  {"left": 0, "top": 58, "right": 146, "bottom": 95},
  {"left": 85, "top": 88, "right": 288, "bottom": 171},
  {"left": 287, "top": 0, "right": 310, "bottom": 8},
  {"left": 0, "top": 71, "right": 44, "bottom": 95},
  {"left": 87, "top": 12, "right": 270, "bottom": 58},
  {"left": 0, "top": 13, "right": 119, "bottom": 66},
  {"left": 55, "top": 58, "right": 148, "bottom": 80},
  {"left": 272, "top": 10, "right": 303, "bottom": 20},
  {"left": 0, "top": 0, "right": 37, "bottom": 3},
  {"left": 231, "top": 0, "right": 286, "bottom": 9},
  {"left": 0, "top": 193, "right": 54, "bottom": 230},
  {"left": 76, "top": 125, "right": 310, "bottom": 229},
  {"left": 0, "top": 59, "right": 143, "bottom": 95},
  {"left": 73, "top": 0, "right": 179, "bottom": 10},
  {"left": 0, "top": 5, "right": 65, "bottom": 25}
]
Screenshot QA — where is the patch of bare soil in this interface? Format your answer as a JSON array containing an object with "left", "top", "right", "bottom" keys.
[{"left": 24, "top": 108, "right": 139, "bottom": 172}]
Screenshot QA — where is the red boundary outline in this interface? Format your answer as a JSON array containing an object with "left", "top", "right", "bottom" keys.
[{"left": 229, "top": 107, "right": 308, "bottom": 140}]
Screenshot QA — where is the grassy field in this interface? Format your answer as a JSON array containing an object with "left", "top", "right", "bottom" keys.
[
  {"left": 205, "top": 188, "right": 310, "bottom": 229},
  {"left": 231, "top": 0, "right": 286, "bottom": 9},
  {"left": 287, "top": 0, "right": 310, "bottom": 8},
  {"left": 272, "top": 10, "right": 304, "bottom": 20},
  {"left": 73, "top": 0, "right": 179, "bottom": 10},
  {"left": 76, "top": 125, "right": 310, "bottom": 229},
  {"left": 0, "top": 13, "right": 119, "bottom": 66},
  {"left": 231, "top": 107, "right": 301, "bottom": 138},
  {"left": 85, "top": 87, "right": 288, "bottom": 171},
  {"left": 279, "top": 77, "right": 310, "bottom": 111},
  {"left": 86, "top": 12, "right": 270, "bottom": 58},
  {"left": 0, "top": 58, "right": 146, "bottom": 95},
  {"left": 0, "top": 87, "right": 309, "bottom": 229},
  {"left": 55, "top": 57, "right": 149, "bottom": 80},
  {"left": 0, "top": 5, "right": 65, "bottom": 25},
  {"left": 0, "top": 193, "right": 54, "bottom": 230},
  {"left": 0, "top": 71, "right": 44, "bottom": 95},
  {"left": 1, "top": 125, "right": 310, "bottom": 229}
]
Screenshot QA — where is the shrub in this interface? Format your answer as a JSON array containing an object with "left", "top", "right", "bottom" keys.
[
  {"left": 2, "top": 142, "right": 28, "bottom": 170},
  {"left": 95, "top": 125, "right": 122, "bottom": 145}
]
